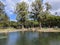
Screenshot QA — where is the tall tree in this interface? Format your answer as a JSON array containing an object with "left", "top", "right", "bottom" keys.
[
  {"left": 0, "top": 1, "right": 9, "bottom": 21},
  {"left": 0, "top": 1, "right": 4, "bottom": 14},
  {"left": 0, "top": 1, "right": 9, "bottom": 27},
  {"left": 31, "top": 0, "right": 43, "bottom": 28},
  {"left": 45, "top": 2, "right": 52, "bottom": 27},
  {"left": 15, "top": 2, "right": 28, "bottom": 28},
  {"left": 45, "top": 2, "right": 51, "bottom": 12}
]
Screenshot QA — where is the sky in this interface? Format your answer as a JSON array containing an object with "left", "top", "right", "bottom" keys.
[{"left": 0, "top": 0, "right": 60, "bottom": 21}]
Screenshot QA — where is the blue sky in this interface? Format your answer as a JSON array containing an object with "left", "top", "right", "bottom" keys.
[{"left": 0, "top": 0, "right": 60, "bottom": 21}]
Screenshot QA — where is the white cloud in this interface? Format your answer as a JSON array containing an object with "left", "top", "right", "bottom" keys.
[
  {"left": 0, "top": 0, "right": 60, "bottom": 18},
  {"left": 43, "top": 0, "right": 60, "bottom": 15},
  {"left": 0, "top": 0, "right": 35, "bottom": 12},
  {"left": 0, "top": 0, "right": 35, "bottom": 20}
]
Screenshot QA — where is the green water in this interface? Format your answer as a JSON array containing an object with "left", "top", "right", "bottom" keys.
[{"left": 0, "top": 32, "right": 60, "bottom": 45}]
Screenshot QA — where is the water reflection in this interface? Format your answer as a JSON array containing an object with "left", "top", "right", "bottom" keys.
[
  {"left": 7, "top": 32, "right": 20, "bottom": 45},
  {"left": 0, "top": 32, "right": 60, "bottom": 45},
  {"left": 0, "top": 38, "right": 7, "bottom": 45},
  {"left": 0, "top": 33, "right": 7, "bottom": 45}
]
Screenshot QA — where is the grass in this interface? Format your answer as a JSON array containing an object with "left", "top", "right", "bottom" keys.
[{"left": 53, "top": 28, "right": 60, "bottom": 30}]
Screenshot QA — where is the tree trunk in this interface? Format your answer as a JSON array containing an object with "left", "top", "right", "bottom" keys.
[
  {"left": 22, "top": 23, "right": 24, "bottom": 29},
  {"left": 49, "top": 21, "right": 51, "bottom": 28},
  {"left": 39, "top": 22, "right": 42, "bottom": 29},
  {"left": 22, "top": 24, "right": 24, "bottom": 29}
]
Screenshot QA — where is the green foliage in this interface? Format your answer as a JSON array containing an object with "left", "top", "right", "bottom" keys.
[
  {"left": 9, "top": 21, "right": 17, "bottom": 28},
  {"left": 14, "top": 0, "right": 60, "bottom": 28},
  {"left": 16, "top": 2, "right": 28, "bottom": 22},
  {"left": 45, "top": 2, "right": 52, "bottom": 11},
  {"left": 0, "top": 1, "right": 9, "bottom": 28},
  {"left": 1, "top": 1, "right": 60, "bottom": 29},
  {"left": 15, "top": 2, "right": 28, "bottom": 28},
  {"left": 31, "top": 0, "right": 43, "bottom": 21}
]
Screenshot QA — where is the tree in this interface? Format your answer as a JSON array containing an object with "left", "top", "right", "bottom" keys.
[
  {"left": 45, "top": 2, "right": 52, "bottom": 27},
  {"left": 31, "top": 0, "right": 43, "bottom": 28},
  {"left": 45, "top": 2, "right": 51, "bottom": 12},
  {"left": 15, "top": 2, "right": 28, "bottom": 28},
  {"left": 0, "top": 1, "right": 4, "bottom": 14},
  {"left": 9, "top": 21, "right": 17, "bottom": 28},
  {"left": 0, "top": 1, "right": 9, "bottom": 28}
]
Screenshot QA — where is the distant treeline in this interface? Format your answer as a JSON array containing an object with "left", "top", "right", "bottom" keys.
[{"left": 0, "top": 0, "right": 60, "bottom": 29}]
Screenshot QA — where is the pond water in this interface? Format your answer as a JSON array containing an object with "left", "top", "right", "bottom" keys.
[{"left": 0, "top": 32, "right": 60, "bottom": 45}]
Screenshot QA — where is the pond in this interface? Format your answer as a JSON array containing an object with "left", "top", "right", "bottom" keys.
[{"left": 0, "top": 32, "right": 60, "bottom": 45}]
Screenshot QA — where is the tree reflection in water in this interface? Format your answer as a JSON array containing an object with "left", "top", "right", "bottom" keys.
[
  {"left": 0, "top": 32, "right": 60, "bottom": 45},
  {"left": 16, "top": 32, "right": 49, "bottom": 45},
  {"left": 16, "top": 32, "right": 29, "bottom": 45}
]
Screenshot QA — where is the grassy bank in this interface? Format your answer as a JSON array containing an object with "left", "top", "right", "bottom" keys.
[{"left": 0, "top": 28, "right": 60, "bottom": 33}]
